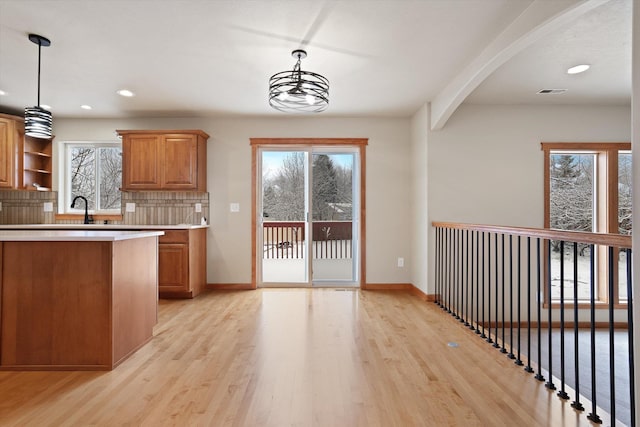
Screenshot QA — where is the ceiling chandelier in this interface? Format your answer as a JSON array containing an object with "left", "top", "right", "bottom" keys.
[
  {"left": 24, "top": 33, "right": 53, "bottom": 139},
  {"left": 269, "top": 49, "right": 329, "bottom": 113}
]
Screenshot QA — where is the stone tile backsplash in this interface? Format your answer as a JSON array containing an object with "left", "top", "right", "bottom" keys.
[
  {"left": 121, "top": 191, "right": 210, "bottom": 225},
  {"left": 0, "top": 190, "right": 209, "bottom": 225},
  {"left": 0, "top": 190, "right": 57, "bottom": 224}
]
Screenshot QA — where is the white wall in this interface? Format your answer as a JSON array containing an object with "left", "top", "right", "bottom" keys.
[
  {"left": 53, "top": 116, "right": 413, "bottom": 286},
  {"left": 410, "top": 103, "right": 429, "bottom": 293},
  {"left": 427, "top": 103, "right": 631, "bottom": 294}
]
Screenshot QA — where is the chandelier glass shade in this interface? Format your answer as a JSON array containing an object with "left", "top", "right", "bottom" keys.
[
  {"left": 25, "top": 34, "right": 53, "bottom": 139},
  {"left": 269, "top": 50, "right": 329, "bottom": 113}
]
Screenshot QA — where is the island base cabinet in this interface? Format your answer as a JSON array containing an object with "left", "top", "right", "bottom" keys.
[{"left": 0, "top": 237, "right": 158, "bottom": 370}]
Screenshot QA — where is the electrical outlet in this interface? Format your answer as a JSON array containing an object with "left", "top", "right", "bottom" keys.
[
  {"left": 195, "top": 203, "right": 202, "bottom": 213},
  {"left": 230, "top": 203, "right": 240, "bottom": 213},
  {"left": 43, "top": 202, "right": 53, "bottom": 212},
  {"left": 397, "top": 257, "right": 404, "bottom": 268},
  {"left": 126, "top": 203, "right": 136, "bottom": 212}
]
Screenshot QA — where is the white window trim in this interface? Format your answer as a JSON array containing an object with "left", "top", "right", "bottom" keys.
[{"left": 57, "top": 140, "right": 121, "bottom": 214}]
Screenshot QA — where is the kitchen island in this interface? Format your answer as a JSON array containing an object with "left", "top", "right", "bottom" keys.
[{"left": 0, "top": 230, "right": 163, "bottom": 370}]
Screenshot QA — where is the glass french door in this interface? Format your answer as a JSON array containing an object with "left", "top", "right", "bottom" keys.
[{"left": 258, "top": 147, "right": 359, "bottom": 287}]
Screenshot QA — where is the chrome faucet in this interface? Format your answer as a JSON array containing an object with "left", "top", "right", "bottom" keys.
[{"left": 71, "top": 195, "right": 93, "bottom": 224}]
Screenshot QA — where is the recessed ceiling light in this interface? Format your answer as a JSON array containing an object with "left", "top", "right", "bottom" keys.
[
  {"left": 117, "top": 89, "right": 135, "bottom": 97},
  {"left": 537, "top": 89, "right": 567, "bottom": 94},
  {"left": 40, "top": 104, "right": 52, "bottom": 110},
  {"left": 80, "top": 104, "right": 92, "bottom": 110},
  {"left": 567, "top": 64, "right": 590, "bottom": 74},
  {"left": 0, "top": 90, "right": 7, "bottom": 96}
]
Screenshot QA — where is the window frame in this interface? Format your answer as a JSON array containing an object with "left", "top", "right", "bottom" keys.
[
  {"left": 58, "top": 140, "right": 122, "bottom": 216},
  {"left": 542, "top": 142, "right": 631, "bottom": 308}
]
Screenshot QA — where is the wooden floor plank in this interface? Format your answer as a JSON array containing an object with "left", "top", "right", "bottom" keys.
[{"left": 0, "top": 289, "right": 608, "bottom": 426}]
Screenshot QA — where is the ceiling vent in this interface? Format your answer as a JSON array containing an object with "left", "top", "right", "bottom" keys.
[{"left": 537, "top": 89, "right": 567, "bottom": 94}]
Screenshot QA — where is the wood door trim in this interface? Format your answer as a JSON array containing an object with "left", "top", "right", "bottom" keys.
[{"left": 250, "top": 138, "right": 368, "bottom": 289}]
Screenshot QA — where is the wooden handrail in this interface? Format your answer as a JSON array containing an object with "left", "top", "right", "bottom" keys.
[{"left": 432, "top": 221, "right": 632, "bottom": 249}]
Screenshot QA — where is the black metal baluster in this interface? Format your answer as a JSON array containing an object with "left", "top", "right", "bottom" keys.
[
  {"left": 571, "top": 241, "right": 584, "bottom": 411},
  {"left": 525, "top": 236, "right": 534, "bottom": 373},
  {"left": 608, "top": 246, "right": 616, "bottom": 423},
  {"left": 435, "top": 227, "right": 440, "bottom": 306},
  {"left": 499, "top": 233, "right": 506, "bottom": 352},
  {"left": 459, "top": 229, "right": 465, "bottom": 323},
  {"left": 545, "top": 239, "right": 556, "bottom": 390},
  {"left": 508, "top": 234, "right": 515, "bottom": 359},
  {"left": 627, "top": 248, "right": 635, "bottom": 427},
  {"left": 557, "top": 240, "right": 569, "bottom": 399},
  {"left": 475, "top": 231, "right": 481, "bottom": 335},
  {"left": 535, "top": 238, "right": 545, "bottom": 382},
  {"left": 447, "top": 228, "right": 452, "bottom": 313},
  {"left": 487, "top": 233, "right": 493, "bottom": 344},
  {"left": 469, "top": 230, "right": 475, "bottom": 330},
  {"left": 587, "top": 243, "right": 601, "bottom": 423},
  {"left": 455, "top": 229, "right": 460, "bottom": 319},
  {"left": 515, "top": 235, "right": 523, "bottom": 366},
  {"left": 493, "top": 233, "right": 500, "bottom": 348},
  {"left": 482, "top": 232, "right": 487, "bottom": 339},
  {"left": 465, "top": 229, "right": 470, "bottom": 327}
]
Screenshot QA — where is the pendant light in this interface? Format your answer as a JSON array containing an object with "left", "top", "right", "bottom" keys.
[
  {"left": 24, "top": 33, "right": 53, "bottom": 139},
  {"left": 269, "top": 49, "right": 329, "bottom": 113}
]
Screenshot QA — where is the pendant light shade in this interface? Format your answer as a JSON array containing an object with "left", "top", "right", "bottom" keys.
[
  {"left": 25, "top": 34, "right": 53, "bottom": 139},
  {"left": 269, "top": 50, "right": 329, "bottom": 113}
]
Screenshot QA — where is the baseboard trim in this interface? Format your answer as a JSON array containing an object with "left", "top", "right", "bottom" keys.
[
  {"left": 206, "top": 283, "right": 255, "bottom": 290},
  {"left": 362, "top": 283, "right": 413, "bottom": 291},
  {"left": 408, "top": 285, "right": 436, "bottom": 302}
]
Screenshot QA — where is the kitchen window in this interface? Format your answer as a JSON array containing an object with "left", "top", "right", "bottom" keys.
[
  {"left": 60, "top": 142, "right": 122, "bottom": 214},
  {"left": 542, "top": 142, "right": 631, "bottom": 306}
]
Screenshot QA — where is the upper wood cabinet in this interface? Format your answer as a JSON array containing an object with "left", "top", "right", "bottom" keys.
[
  {"left": 0, "top": 113, "right": 52, "bottom": 191},
  {"left": 118, "top": 129, "right": 209, "bottom": 191},
  {"left": 0, "top": 115, "right": 19, "bottom": 189}
]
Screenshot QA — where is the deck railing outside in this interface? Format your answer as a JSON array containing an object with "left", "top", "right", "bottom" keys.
[
  {"left": 263, "top": 221, "right": 352, "bottom": 259},
  {"left": 433, "top": 221, "right": 634, "bottom": 426}
]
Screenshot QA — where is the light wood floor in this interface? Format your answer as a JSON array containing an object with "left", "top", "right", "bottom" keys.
[{"left": 0, "top": 289, "right": 610, "bottom": 426}]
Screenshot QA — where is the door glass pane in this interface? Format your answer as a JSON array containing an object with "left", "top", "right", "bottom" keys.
[
  {"left": 312, "top": 153, "right": 354, "bottom": 281},
  {"left": 261, "top": 151, "right": 307, "bottom": 283},
  {"left": 549, "top": 153, "right": 595, "bottom": 300},
  {"left": 618, "top": 152, "right": 632, "bottom": 300}
]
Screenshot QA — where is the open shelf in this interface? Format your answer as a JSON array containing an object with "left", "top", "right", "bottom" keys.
[{"left": 23, "top": 136, "right": 53, "bottom": 190}]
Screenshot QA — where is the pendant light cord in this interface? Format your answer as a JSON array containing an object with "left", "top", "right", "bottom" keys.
[{"left": 37, "top": 40, "right": 42, "bottom": 107}]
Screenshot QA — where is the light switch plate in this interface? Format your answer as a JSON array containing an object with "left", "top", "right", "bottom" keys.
[
  {"left": 126, "top": 203, "right": 136, "bottom": 212},
  {"left": 230, "top": 203, "right": 240, "bottom": 213},
  {"left": 43, "top": 202, "right": 53, "bottom": 212},
  {"left": 195, "top": 203, "right": 202, "bottom": 213}
]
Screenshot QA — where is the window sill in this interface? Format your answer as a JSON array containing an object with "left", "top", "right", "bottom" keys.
[{"left": 55, "top": 213, "right": 123, "bottom": 222}]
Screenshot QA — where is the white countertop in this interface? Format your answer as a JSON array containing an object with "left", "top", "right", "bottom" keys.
[
  {"left": 0, "top": 224, "right": 208, "bottom": 230},
  {"left": 0, "top": 230, "right": 164, "bottom": 242}
]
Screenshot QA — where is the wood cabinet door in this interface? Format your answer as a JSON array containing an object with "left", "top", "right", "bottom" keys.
[
  {"left": 158, "top": 243, "right": 190, "bottom": 292},
  {"left": 0, "top": 118, "right": 15, "bottom": 188},
  {"left": 122, "top": 134, "right": 162, "bottom": 189},
  {"left": 161, "top": 134, "right": 198, "bottom": 189}
]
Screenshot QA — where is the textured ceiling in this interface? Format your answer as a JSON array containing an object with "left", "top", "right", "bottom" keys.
[{"left": 0, "top": 0, "right": 631, "bottom": 120}]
